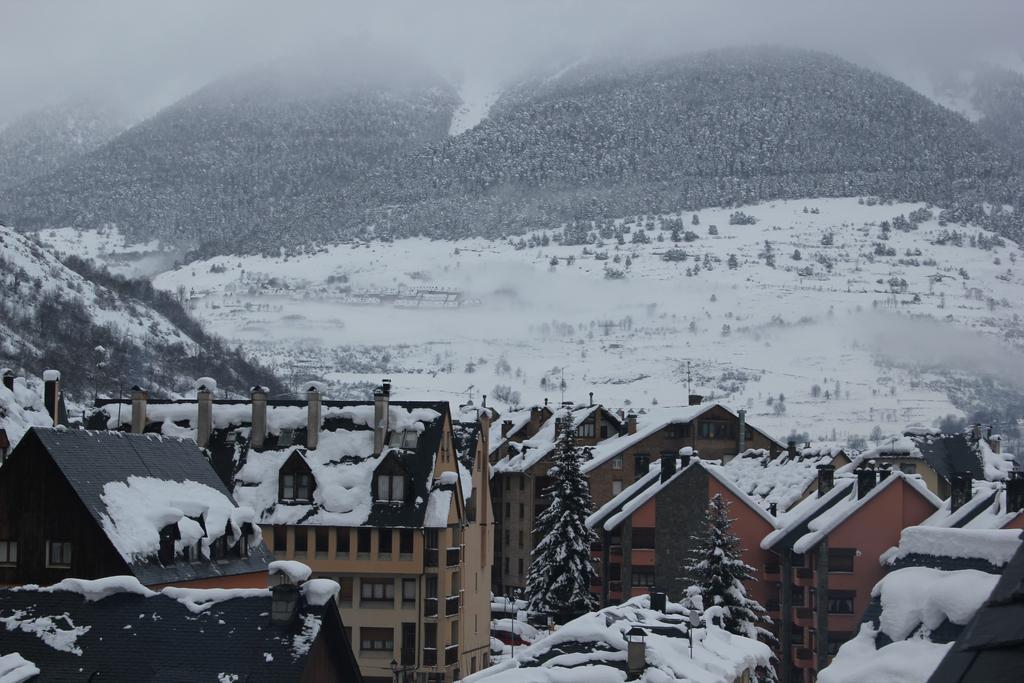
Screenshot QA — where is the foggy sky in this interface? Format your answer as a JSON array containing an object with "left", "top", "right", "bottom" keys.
[{"left": 2, "top": 0, "right": 1023, "bottom": 126}]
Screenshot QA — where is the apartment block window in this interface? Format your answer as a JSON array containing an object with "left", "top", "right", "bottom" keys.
[
  {"left": 425, "top": 622, "right": 437, "bottom": 648},
  {"left": 338, "top": 577, "right": 353, "bottom": 602},
  {"left": 361, "top": 579, "right": 396, "bottom": 602},
  {"left": 399, "top": 529, "right": 414, "bottom": 556},
  {"left": 0, "top": 540, "right": 17, "bottom": 566},
  {"left": 519, "top": 503, "right": 525, "bottom": 519},
  {"left": 792, "top": 585, "right": 805, "bottom": 607},
  {"left": 612, "top": 456, "right": 624, "bottom": 470},
  {"left": 426, "top": 575, "right": 438, "bottom": 599},
  {"left": 634, "top": 454, "right": 651, "bottom": 478},
  {"left": 290, "top": 528, "right": 307, "bottom": 555},
  {"left": 425, "top": 529, "right": 439, "bottom": 551},
  {"left": 357, "top": 528, "right": 371, "bottom": 556},
  {"left": 698, "top": 421, "right": 735, "bottom": 439},
  {"left": 335, "top": 528, "right": 350, "bottom": 556},
  {"left": 504, "top": 529, "right": 510, "bottom": 546},
  {"left": 360, "top": 627, "right": 394, "bottom": 651},
  {"left": 518, "top": 558, "right": 524, "bottom": 575},
  {"left": 402, "top": 578, "right": 417, "bottom": 605},
  {"left": 274, "top": 526, "right": 288, "bottom": 553},
  {"left": 518, "top": 477, "right": 525, "bottom": 491},
  {"left": 900, "top": 463, "right": 917, "bottom": 474},
  {"left": 612, "top": 480, "right": 623, "bottom": 495},
  {"left": 828, "top": 632, "right": 852, "bottom": 655},
  {"left": 579, "top": 421, "right": 596, "bottom": 438},
  {"left": 827, "top": 590, "right": 856, "bottom": 614},
  {"left": 828, "top": 548, "right": 856, "bottom": 573},
  {"left": 503, "top": 557, "right": 510, "bottom": 573},
  {"left": 379, "top": 529, "right": 393, "bottom": 558},
  {"left": 505, "top": 502, "right": 511, "bottom": 519},
  {"left": 450, "top": 620, "right": 459, "bottom": 645},
  {"left": 47, "top": 541, "right": 72, "bottom": 568},
  {"left": 388, "top": 430, "right": 419, "bottom": 449},
  {"left": 315, "top": 528, "right": 329, "bottom": 557},
  {"left": 631, "top": 570, "right": 656, "bottom": 587},
  {"left": 518, "top": 530, "right": 524, "bottom": 548},
  {"left": 505, "top": 478, "right": 511, "bottom": 491},
  {"left": 632, "top": 528, "right": 656, "bottom": 549}
]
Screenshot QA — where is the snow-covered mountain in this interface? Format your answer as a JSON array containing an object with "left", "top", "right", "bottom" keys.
[
  {"left": 0, "top": 97, "right": 129, "bottom": 190},
  {"left": 0, "top": 225, "right": 280, "bottom": 397},
  {"left": 3, "top": 47, "right": 1021, "bottom": 255},
  {"left": 140, "top": 197, "right": 1024, "bottom": 449}
]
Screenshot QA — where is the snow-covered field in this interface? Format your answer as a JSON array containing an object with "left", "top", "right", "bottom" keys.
[{"left": 49, "top": 197, "right": 1023, "bottom": 444}]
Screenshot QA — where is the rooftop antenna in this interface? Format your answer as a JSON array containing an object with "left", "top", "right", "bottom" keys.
[
  {"left": 686, "top": 361, "right": 692, "bottom": 397},
  {"left": 560, "top": 368, "right": 566, "bottom": 404}
]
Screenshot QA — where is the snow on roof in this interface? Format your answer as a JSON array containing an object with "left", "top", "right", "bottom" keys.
[
  {"left": 789, "top": 473, "right": 941, "bottom": 554},
  {"left": 722, "top": 445, "right": 846, "bottom": 512},
  {"left": 491, "top": 404, "right": 599, "bottom": 474},
  {"left": 486, "top": 406, "right": 538, "bottom": 456},
  {"left": 100, "top": 475, "right": 256, "bottom": 563},
  {"left": 301, "top": 579, "right": 340, "bottom": 607},
  {"left": 589, "top": 457, "right": 777, "bottom": 532},
  {"left": 464, "top": 594, "right": 772, "bottom": 683},
  {"left": 424, "top": 488, "right": 453, "bottom": 528},
  {"left": 850, "top": 432, "right": 1015, "bottom": 483},
  {"left": 233, "top": 404, "right": 444, "bottom": 528},
  {"left": 0, "top": 653, "right": 39, "bottom": 683},
  {"left": 819, "top": 566, "right": 999, "bottom": 683},
  {"left": 880, "top": 526, "right": 1023, "bottom": 568},
  {"left": 761, "top": 477, "right": 856, "bottom": 550}
]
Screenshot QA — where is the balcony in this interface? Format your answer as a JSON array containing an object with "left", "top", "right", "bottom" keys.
[
  {"left": 445, "top": 645, "right": 459, "bottom": 666},
  {"left": 446, "top": 547, "right": 461, "bottom": 567},
  {"left": 795, "top": 567, "right": 813, "bottom": 579},
  {"left": 764, "top": 562, "right": 780, "bottom": 576},
  {"left": 795, "top": 607, "right": 812, "bottom": 619},
  {"left": 608, "top": 581, "right": 623, "bottom": 594},
  {"left": 423, "top": 648, "right": 437, "bottom": 667},
  {"left": 425, "top": 548, "right": 439, "bottom": 568},
  {"left": 445, "top": 595, "right": 460, "bottom": 616},
  {"left": 423, "top": 597, "right": 438, "bottom": 618},
  {"left": 401, "top": 648, "right": 416, "bottom": 667},
  {"left": 795, "top": 647, "right": 813, "bottom": 662},
  {"left": 766, "top": 600, "right": 781, "bottom": 613}
]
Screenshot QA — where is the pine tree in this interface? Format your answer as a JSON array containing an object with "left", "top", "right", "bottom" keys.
[
  {"left": 525, "top": 412, "right": 598, "bottom": 622},
  {"left": 682, "top": 494, "right": 774, "bottom": 643}
]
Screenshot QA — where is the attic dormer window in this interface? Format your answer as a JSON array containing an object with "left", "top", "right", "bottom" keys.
[
  {"left": 278, "top": 429, "right": 295, "bottom": 448},
  {"left": 376, "top": 474, "right": 406, "bottom": 503},
  {"left": 281, "top": 472, "right": 313, "bottom": 502},
  {"left": 388, "top": 430, "right": 419, "bottom": 449}
]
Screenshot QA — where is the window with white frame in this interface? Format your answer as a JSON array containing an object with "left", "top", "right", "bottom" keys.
[
  {"left": 47, "top": 541, "right": 72, "bottom": 567},
  {"left": 0, "top": 540, "right": 17, "bottom": 566},
  {"left": 388, "top": 430, "right": 420, "bottom": 449},
  {"left": 280, "top": 471, "right": 313, "bottom": 502},
  {"left": 611, "top": 455, "right": 624, "bottom": 470},
  {"left": 376, "top": 474, "right": 406, "bottom": 503},
  {"left": 578, "top": 421, "right": 596, "bottom": 438}
]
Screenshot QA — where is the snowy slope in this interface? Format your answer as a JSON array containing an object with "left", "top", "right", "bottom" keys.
[{"left": 151, "top": 198, "right": 1024, "bottom": 445}]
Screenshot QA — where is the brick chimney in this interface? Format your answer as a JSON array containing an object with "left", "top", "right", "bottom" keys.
[
  {"left": 501, "top": 419, "right": 513, "bottom": 438},
  {"left": 373, "top": 379, "right": 391, "bottom": 454},
  {"left": 678, "top": 446, "right": 695, "bottom": 469},
  {"left": 950, "top": 472, "right": 973, "bottom": 513},
  {"left": 1006, "top": 471, "right": 1024, "bottom": 514},
  {"left": 528, "top": 406, "right": 544, "bottom": 437},
  {"left": 817, "top": 464, "right": 835, "bottom": 497},
  {"left": 626, "top": 412, "right": 637, "bottom": 435},
  {"left": 196, "top": 382, "right": 214, "bottom": 448},
  {"left": 660, "top": 453, "right": 677, "bottom": 482},
  {"left": 1, "top": 369, "right": 13, "bottom": 392},
  {"left": 787, "top": 440, "right": 798, "bottom": 457},
  {"left": 970, "top": 423, "right": 983, "bottom": 441},
  {"left": 130, "top": 386, "right": 148, "bottom": 434},
  {"left": 688, "top": 394, "right": 703, "bottom": 406},
  {"left": 856, "top": 466, "right": 877, "bottom": 499},
  {"left": 250, "top": 386, "right": 268, "bottom": 450},
  {"left": 42, "top": 369, "right": 61, "bottom": 427},
  {"left": 737, "top": 409, "right": 747, "bottom": 453},
  {"left": 306, "top": 384, "right": 321, "bottom": 450}
]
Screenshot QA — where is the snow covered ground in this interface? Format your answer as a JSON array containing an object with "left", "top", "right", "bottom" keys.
[{"left": 44, "top": 197, "right": 1018, "bottom": 445}]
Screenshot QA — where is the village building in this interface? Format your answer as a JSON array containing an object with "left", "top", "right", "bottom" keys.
[
  {"left": 89, "top": 380, "right": 494, "bottom": 683},
  {"left": 0, "top": 427, "right": 270, "bottom": 590},
  {"left": 488, "top": 401, "right": 622, "bottom": 594},
  {"left": 581, "top": 400, "right": 785, "bottom": 513},
  {"left": 848, "top": 426, "right": 1013, "bottom": 499},
  {"left": 464, "top": 593, "right": 773, "bottom": 683},
  {"left": 586, "top": 451, "right": 778, "bottom": 614},
  {"left": 0, "top": 564, "right": 363, "bottom": 682},
  {"left": 818, "top": 525, "right": 1021, "bottom": 683},
  {"left": 761, "top": 466, "right": 941, "bottom": 683}
]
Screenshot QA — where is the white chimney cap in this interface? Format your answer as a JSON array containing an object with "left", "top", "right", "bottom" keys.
[
  {"left": 304, "top": 380, "right": 328, "bottom": 395},
  {"left": 43, "top": 369, "right": 61, "bottom": 382},
  {"left": 269, "top": 560, "right": 312, "bottom": 584},
  {"left": 194, "top": 377, "right": 218, "bottom": 392},
  {"left": 679, "top": 447, "right": 695, "bottom": 456}
]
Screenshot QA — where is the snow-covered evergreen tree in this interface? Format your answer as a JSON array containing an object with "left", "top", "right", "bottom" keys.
[
  {"left": 525, "top": 412, "right": 598, "bottom": 621},
  {"left": 682, "top": 494, "right": 775, "bottom": 643}
]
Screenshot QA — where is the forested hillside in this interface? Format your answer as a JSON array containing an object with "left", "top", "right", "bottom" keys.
[
  {"left": 971, "top": 66, "right": 1024, "bottom": 164},
  {"left": 0, "top": 226, "right": 281, "bottom": 397},
  {"left": 351, "top": 47, "right": 1022, "bottom": 244},
  {"left": 2, "top": 47, "right": 1022, "bottom": 254},
  {"left": 0, "top": 53, "right": 458, "bottom": 250},
  {"left": 0, "top": 98, "right": 128, "bottom": 190}
]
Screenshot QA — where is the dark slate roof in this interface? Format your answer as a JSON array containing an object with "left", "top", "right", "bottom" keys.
[
  {"left": 23, "top": 427, "right": 272, "bottom": 584},
  {"left": 0, "top": 585, "right": 359, "bottom": 682},
  {"left": 928, "top": 542, "right": 1024, "bottom": 683},
  {"left": 762, "top": 479, "right": 857, "bottom": 552},
  {"left": 909, "top": 433, "right": 983, "bottom": 481}
]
